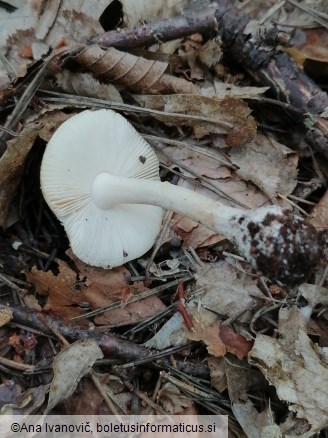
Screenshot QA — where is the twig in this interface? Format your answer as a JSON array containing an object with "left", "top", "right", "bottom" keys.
[
  {"left": 0, "top": 356, "right": 47, "bottom": 373},
  {"left": 1, "top": 303, "right": 209, "bottom": 378},
  {"left": 90, "top": 371, "right": 122, "bottom": 416},
  {"left": 89, "top": 6, "right": 218, "bottom": 48}
]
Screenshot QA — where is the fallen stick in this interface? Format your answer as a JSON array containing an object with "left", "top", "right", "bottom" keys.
[
  {"left": 3, "top": 304, "right": 209, "bottom": 378},
  {"left": 89, "top": 6, "right": 218, "bottom": 48},
  {"left": 213, "top": 0, "right": 328, "bottom": 159}
]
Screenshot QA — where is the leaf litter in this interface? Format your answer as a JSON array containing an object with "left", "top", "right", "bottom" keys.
[{"left": 0, "top": 0, "right": 327, "bottom": 435}]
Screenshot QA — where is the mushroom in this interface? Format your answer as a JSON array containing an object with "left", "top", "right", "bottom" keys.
[{"left": 41, "top": 109, "right": 322, "bottom": 285}]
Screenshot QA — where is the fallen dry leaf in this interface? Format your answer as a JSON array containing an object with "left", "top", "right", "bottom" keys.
[
  {"left": 249, "top": 305, "right": 328, "bottom": 434},
  {"left": 25, "top": 258, "right": 165, "bottom": 326},
  {"left": 134, "top": 94, "right": 256, "bottom": 141},
  {"left": 188, "top": 321, "right": 253, "bottom": 359},
  {"left": 232, "top": 400, "right": 282, "bottom": 438},
  {"left": 307, "top": 319, "right": 328, "bottom": 348},
  {"left": 64, "top": 378, "right": 106, "bottom": 415},
  {"left": 298, "top": 283, "right": 328, "bottom": 308},
  {"left": 0, "top": 0, "right": 110, "bottom": 86},
  {"left": 46, "top": 339, "right": 103, "bottom": 413},
  {"left": 309, "top": 188, "right": 328, "bottom": 232},
  {"left": 228, "top": 133, "right": 298, "bottom": 200},
  {"left": 72, "top": 256, "right": 166, "bottom": 326},
  {"left": 157, "top": 382, "right": 193, "bottom": 414},
  {"left": 145, "top": 262, "right": 263, "bottom": 352},
  {"left": 179, "top": 38, "right": 208, "bottom": 80},
  {"left": 201, "top": 78, "right": 269, "bottom": 100},
  {"left": 160, "top": 142, "right": 233, "bottom": 180},
  {"left": 225, "top": 356, "right": 265, "bottom": 404},
  {"left": 173, "top": 214, "right": 223, "bottom": 250},
  {"left": 287, "top": 28, "right": 328, "bottom": 79},
  {"left": 0, "top": 308, "right": 12, "bottom": 328},
  {"left": 74, "top": 45, "right": 199, "bottom": 95},
  {"left": 24, "top": 261, "right": 87, "bottom": 321}
]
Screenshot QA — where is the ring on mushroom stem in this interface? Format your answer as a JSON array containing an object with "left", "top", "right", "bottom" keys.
[{"left": 40, "top": 109, "right": 323, "bottom": 285}]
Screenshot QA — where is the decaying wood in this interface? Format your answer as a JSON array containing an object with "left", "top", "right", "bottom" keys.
[
  {"left": 212, "top": 0, "right": 328, "bottom": 159},
  {"left": 2, "top": 303, "right": 209, "bottom": 379},
  {"left": 72, "top": 45, "right": 199, "bottom": 95}
]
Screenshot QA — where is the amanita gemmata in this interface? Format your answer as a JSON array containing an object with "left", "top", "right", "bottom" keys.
[{"left": 40, "top": 109, "right": 322, "bottom": 285}]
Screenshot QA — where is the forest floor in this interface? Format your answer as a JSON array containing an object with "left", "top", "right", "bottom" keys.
[{"left": 0, "top": 1, "right": 327, "bottom": 437}]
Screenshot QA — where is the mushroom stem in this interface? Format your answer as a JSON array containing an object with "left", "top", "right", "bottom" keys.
[
  {"left": 92, "top": 172, "right": 239, "bottom": 240},
  {"left": 92, "top": 172, "right": 322, "bottom": 286}
]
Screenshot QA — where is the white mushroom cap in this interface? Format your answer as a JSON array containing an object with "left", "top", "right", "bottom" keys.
[{"left": 40, "top": 109, "right": 163, "bottom": 268}]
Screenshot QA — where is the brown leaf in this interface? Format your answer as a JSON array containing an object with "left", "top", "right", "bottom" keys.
[
  {"left": 94, "top": 290, "right": 166, "bottom": 327},
  {"left": 201, "top": 78, "right": 269, "bottom": 100},
  {"left": 24, "top": 261, "right": 100, "bottom": 323},
  {"left": 134, "top": 94, "right": 256, "bottom": 140},
  {"left": 25, "top": 258, "right": 165, "bottom": 326},
  {"left": 173, "top": 214, "right": 223, "bottom": 249},
  {"left": 228, "top": 133, "right": 298, "bottom": 200},
  {"left": 219, "top": 326, "right": 253, "bottom": 358},
  {"left": 73, "top": 45, "right": 199, "bottom": 95},
  {"left": 8, "top": 334, "right": 21, "bottom": 349},
  {"left": 287, "top": 28, "right": 328, "bottom": 79},
  {"left": 309, "top": 188, "right": 328, "bottom": 232},
  {"left": 188, "top": 321, "right": 253, "bottom": 359}
]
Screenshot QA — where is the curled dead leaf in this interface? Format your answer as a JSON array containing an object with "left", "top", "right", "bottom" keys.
[{"left": 73, "top": 45, "right": 199, "bottom": 95}]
